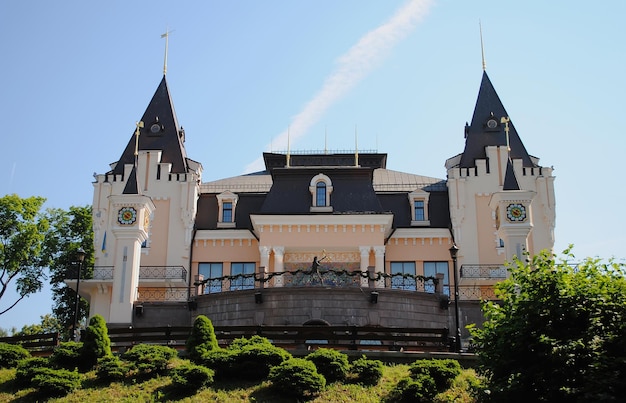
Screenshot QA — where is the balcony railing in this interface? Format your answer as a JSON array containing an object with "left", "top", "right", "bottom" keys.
[
  {"left": 77, "top": 266, "right": 187, "bottom": 281},
  {"left": 457, "top": 285, "right": 498, "bottom": 301},
  {"left": 139, "top": 266, "right": 187, "bottom": 281},
  {"left": 195, "top": 269, "right": 441, "bottom": 295},
  {"left": 460, "top": 264, "right": 507, "bottom": 279},
  {"left": 93, "top": 266, "right": 114, "bottom": 280},
  {"left": 136, "top": 287, "right": 191, "bottom": 302}
]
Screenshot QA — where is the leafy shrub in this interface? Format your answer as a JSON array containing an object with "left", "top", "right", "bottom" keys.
[
  {"left": 199, "top": 349, "right": 236, "bottom": 379},
  {"left": 49, "top": 341, "right": 82, "bottom": 370},
  {"left": 170, "top": 363, "right": 214, "bottom": 394},
  {"left": 390, "top": 375, "right": 437, "bottom": 403},
  {"left": 230, "top": 336, "right": 292, "bottom": 380},
  {"left": 15, "top": 357, "right": 50, "bottom": 388},
  {"left": 201, "top": 336, "right": 291, "bottom": 380},
  {"left": 409, "top": 359, "right": 461, "bottom": 392},
  {"left": 305, "top": 348, "right": 349, "bottom": 383},
  {"left": 186, "top": 315, "right": 219, "bottom": 362},
  {"left": 80, "top": 314, "right": 111, "bottom": 371},
  {"left": 0, "top": 342, "right": 30, "bottom": 368},
  {"left": 349, "top": 355, "right": 383, "bottom": 386},
  {"left": 96, "top": 355, "right": 130, "bottom": 382},
  {"left": 269, "top": 358, "right": 326, "bottom": 399},
  {"left": 122, "top": 344, "right": 178, "bottom": 376},
  {"left": 31, "top": 367, "right": 81, "bottom": 398}
]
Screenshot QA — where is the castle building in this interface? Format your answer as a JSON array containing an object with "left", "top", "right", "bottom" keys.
[{"left": 73, "top": 68, "right": 555, "bottom": 343}]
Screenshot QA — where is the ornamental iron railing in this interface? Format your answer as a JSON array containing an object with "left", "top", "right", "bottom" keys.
[
  {"left": 77, "top": 266, "right": 187, "bottom": 281},
  {"left": 460, "top": 265, "right": 507, "bottom": 279},
  {"left": 195, "top": 268, "right": 439, "bottom": 295},
  {"left": 139, "top": 266, "right": 187, "bottom": 280},
  {"left": 136, "top": 287, "right": 191, "bottom": 302},
  {"left": 457, "top": 285, "right": 498, "bottom": 301},
  {"left": 93, "top": 267, "right": 114, "bottom": 280}
]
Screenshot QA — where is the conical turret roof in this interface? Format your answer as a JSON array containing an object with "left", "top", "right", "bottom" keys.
[
  {"left": 111, "top": 76, "right": 188, "bottom": 175},
  {"left": 459, "top": 71, "right": 536, "bottom": 168}
]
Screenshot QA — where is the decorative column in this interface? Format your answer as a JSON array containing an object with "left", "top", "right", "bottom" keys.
[
  {"left": 108, "top": 194, "right": 155, "bottom": 325},
  {"left": 273, "top": 246, "right": 285, "bottom": 287},
  {"left": 359, "top": 246, "right": 371, "bottom": 287},
  {"left": 259, "top": 246, "right": 271, "bottom": 286},
  {"left": 373, "top": 246, "right": 385, "bottom": 288}
]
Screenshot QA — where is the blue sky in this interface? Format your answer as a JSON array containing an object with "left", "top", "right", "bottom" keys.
[{"left": 1, "top": 0, "right": 624, "bottom": 330}]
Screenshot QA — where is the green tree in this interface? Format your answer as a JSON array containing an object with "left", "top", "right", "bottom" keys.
[
  {"left": 470, "top": 248, "right": 626, "bottom": 402},
  {"left": 80, "top": 314, "right": 111, "bottom": 371},
  {"left": 0, "top": 194, "right": 49, "bottom": 315},
  {"left": 41, "top": 206, "right": 93, "bottom": 340},
  {"left": 13, "top": 314, "right": 62, "bottom": 336},
  {"left": 186, "top": 315, "right": 219, "bottom": 362}
]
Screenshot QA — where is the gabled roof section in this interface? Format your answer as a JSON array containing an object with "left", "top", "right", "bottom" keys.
[
  {"left": 111, "top": 76, "right": 188, "bottom": 174},
  {"left": 459, "top": 71, "right": 536, "bottom": 168}
]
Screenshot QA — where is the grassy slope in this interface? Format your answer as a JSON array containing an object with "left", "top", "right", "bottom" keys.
[{"left": 0, "top": 363, "right": 477, "bottom": 402}]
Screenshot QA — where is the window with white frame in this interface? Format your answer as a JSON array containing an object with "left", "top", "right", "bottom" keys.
[
  {"left": 199, "top": 263, "right": 223, "bottom": 294},
  {"left": 309, "top": 173, "right": 333, "bottom": 212},
  {"left": 408, "top": 189, "right": 430, "bottom": 226},
  {"left": 424, "top": 261, "right": 449, "bottom": 295},
  {"left": 216, "top": 191, "right": 238, "bottom": 228},
  {"left": 390, "top": 262, "right": 417, "bottom": 290},
  {"left": 230, "top": 262, "right": 255, "bottom": 291}
]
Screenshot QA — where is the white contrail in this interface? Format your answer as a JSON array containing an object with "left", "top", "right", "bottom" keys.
[{"left": 243, "top": 0, "right": 433, "bottom": 173}]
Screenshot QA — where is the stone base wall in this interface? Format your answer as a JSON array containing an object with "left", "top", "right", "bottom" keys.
[
  {"left": 193, "top": 287, "right": 449, "bottom": 328},
  {"left": 130, "top": 301, "right": 192, "bottom": 327}
]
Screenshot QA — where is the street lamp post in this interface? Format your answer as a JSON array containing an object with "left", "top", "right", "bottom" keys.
[
  {"left": 73, "top": 247, "right": 86, "bottom": 341},
  {"left": 449, "top": 244, "right": 462, "bottom": 353}
]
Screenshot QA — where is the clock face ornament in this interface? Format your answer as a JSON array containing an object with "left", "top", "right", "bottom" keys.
[
  {"left": 118, "top": 207, "right": 137, "bottom": 225},
  {"left": 506, "top": 203, "right": 527, "bottom": 222}
]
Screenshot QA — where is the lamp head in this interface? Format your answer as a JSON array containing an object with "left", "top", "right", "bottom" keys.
[
  {"left": 76, "top": 247, "right": 86, "bottom": 263},
  {"left": 449, "top": 244, "right": 459, "bottom": 259}
]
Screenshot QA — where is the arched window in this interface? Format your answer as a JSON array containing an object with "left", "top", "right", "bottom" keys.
[{"left": 309, "top": 173, "right": 333, "bottom": 212}]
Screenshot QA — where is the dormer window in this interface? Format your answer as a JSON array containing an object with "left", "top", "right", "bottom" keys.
[
  {"left": 217, "top": 191, "right": 238, "bottom": 228},
  {"left": 408, "top": 189, "right": 430, "bottom": 226},
  {"left": 309, "top": 173, "right": 333, "bottom": 212}
]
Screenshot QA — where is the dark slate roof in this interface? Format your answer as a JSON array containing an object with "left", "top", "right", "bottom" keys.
[
  {"left": 263, "top": 152, "right": 387, "bottom": 170},
  {"left": 111, "top": 76, "right": 188, "bottom": 174},
  {"left": 260, "top": 167, "right": 384, "bottom": 214},
  {"left": 459, "top": 71, "right": 536, "bottom": 168},
  {"left": 122, "top": 166, "right": 140, "bottom": 194},
  {"left": 196, "top": 152, "right": 451, "bottom": 230},
  {"left": 503, "top": 159, "right": 520, "bottom": 190}
]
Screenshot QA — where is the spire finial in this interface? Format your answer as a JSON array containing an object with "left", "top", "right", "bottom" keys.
[
  {"left": 286, "top": 126, "right": 291, "bottom": 167},
  {"left": 324, "top": 126, "right": 328, "bottom": 154},
  {"left": 354, "top": 125, "right": 359, "bottom": 167},
  {"left": 134, "top": 121, "right": 144, "bottom": 166},
  {"left": 479, "top": 20, "right": 486, "bottom": 71},
  {"left": 161, "top": 28, "right": 174, "bottom": 75},
  {"left": 500, "top": 116, "right": 511, "bottom": 155}
]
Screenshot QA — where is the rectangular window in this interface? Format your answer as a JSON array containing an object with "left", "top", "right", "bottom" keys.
[
  {"left": 230, "top": 262, "right": 255, "bottom": 291},
  {"left": 424, "top": 261, "right": 449, "bottom": 295},
  {"left": 198, "top": 263, "right": 223, "bottom": 294},
  {"left": 222, "top": 202, "right": 233, "bottom": 223},
  {"left": 414, "top": 200, "right": 425, "bottom": 221},
  {"left": 390, "top": 262, "right": 416, "bottom": 290}
]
